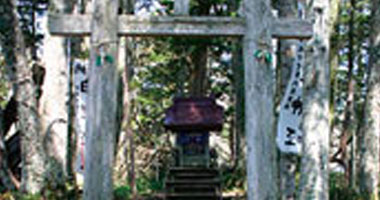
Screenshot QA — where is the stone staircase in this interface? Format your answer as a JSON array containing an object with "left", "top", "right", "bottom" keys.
[{"left": 165, "top": 167, "right": 221, "bottom": 200}]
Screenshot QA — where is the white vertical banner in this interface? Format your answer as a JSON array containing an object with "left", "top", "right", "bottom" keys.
[
  {"left": 73, "top": 59, "right": 88, "bottom": 173},
  {"left": 276, "top": 2, "right": 306, "bottom": 154},
  {"left": 276, "top": 42, "right": 305, "bottom": 154}
]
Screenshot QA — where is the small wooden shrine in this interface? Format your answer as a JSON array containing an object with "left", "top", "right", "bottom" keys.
[{"left": 164, "top": 97, "right": 223, "bottom": 167}]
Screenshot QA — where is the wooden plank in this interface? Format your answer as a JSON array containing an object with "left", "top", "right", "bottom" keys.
[
  {"left": 48, "top": 14, "right": 312, "bottom": 39},
  {"left": 83, "top": 0, "right": 119, "bottom": 199}
]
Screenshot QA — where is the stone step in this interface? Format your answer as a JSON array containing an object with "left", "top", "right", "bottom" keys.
[
  {"left": 166, "top": 179, "right": 221, "bottom": 187},
  {"left": 166, "top": 167, "right": 222, "bottom": 200},
  {"left": 167, "top": 197, "right": 220, "bottom": 200},
  {"left": 169, "top": 167, "right": 219, "bottom": 174},
  {"left": 169, "top": 185, "right": 217, "bottom": 193},
  {"left": 173, "top": 172, "right": 217, "bottom": 179},
  {"left": 166, "top": 192, "right": 220, "bottom": 200}
]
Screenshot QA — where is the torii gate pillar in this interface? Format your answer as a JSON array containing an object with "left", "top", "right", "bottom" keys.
[
  {"left": 83, "top": 0, "right": 119, "bottom": 200},
  {"left": 243, "top": 0, "right": 279, "bottom": 199}
]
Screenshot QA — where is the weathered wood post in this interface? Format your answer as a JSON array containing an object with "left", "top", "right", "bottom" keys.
[
  {"left": 243, "top": 0, "right": 278, "bottom": 199},
  {"left": 83, "top": 0, "right": 119, "bottom": 199},
  {"left": 174, "top": 0, "right": 190, "bottom": 15}
]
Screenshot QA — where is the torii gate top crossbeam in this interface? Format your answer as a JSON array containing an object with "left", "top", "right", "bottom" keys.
[{"left": 48, "top": 14, "right": 313, "bottom": 39}]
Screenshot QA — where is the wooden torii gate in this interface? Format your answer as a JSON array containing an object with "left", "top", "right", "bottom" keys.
[{"left": 48, "top": 0, "right": 312, "bottom": 199}]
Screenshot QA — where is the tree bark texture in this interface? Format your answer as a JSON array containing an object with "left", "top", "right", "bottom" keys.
[
  {"left": 298, "top": 0, "right": 331, "bottom": 199},
  {"left": 188, "top": 3, "right": 211, "bottom": 97},
  {"left": 114, "top": 37, "right": 135, "bottom": 186},
  {"left": 40, "top": 0, "right": 76, "bottom": 188},
  {"left": 0, "top": 98, "right": 20, "bottom": 189},
  {"left": 359, "top": 0, "right": 380, "bottom": 199},
  {"left": 0, "top": 0, "right": 46, "bottom": 194},
  {"left": 232, "top": 43, "right": 244, "bottom": 168},
  {"left": 243, "top": 0, "right": 278, "bottom": 199},
  {"left": 84, "top": 0, "right": 119, "bottom": 199},
  {"left": 114, "top": 1, "right": 134, "bottom": 189},
  {"left": 189, "top": 44, "right": 208, "bottom": 96},
  {"left": 0, "top": 110, "right": 19, "bottom": 190}
]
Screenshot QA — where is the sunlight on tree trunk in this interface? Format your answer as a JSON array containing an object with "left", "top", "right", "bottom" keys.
[
  {"left": 358, "top": 1, "right": 380, "bottom": 199},
  {"left": 40, "top": 0, "right": 74, "bottom": 188},
  {"left": 298, "top": 0, "right": 331, "bottom": 199},
  {"left": 114, "top": 1, "right": 135, "bottom": 193},
  {"left": 5, "top": 0, "right": 46, "bottom": 193}
]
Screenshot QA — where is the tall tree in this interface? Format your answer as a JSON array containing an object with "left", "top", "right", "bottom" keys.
[
  {"left": 337, "top": 0, "right": 357, "bottom": 185},
  {"left": 298, "top": 0, "right": 331, "bottom": 199},
  {"left": 0, "top": 0, "right": 45, "bottom": 193},
  {"left": 40, "top": 0, "right": 75, "bottom": 189},
  {"left": 358, "top": 0, "right": 380, "bottom": 199},
  {"left": 188, "top": 0, "right": 211, "bottom": 97},
  {"left": 114, "top": 0, "right": 136, "bottom": 193}
]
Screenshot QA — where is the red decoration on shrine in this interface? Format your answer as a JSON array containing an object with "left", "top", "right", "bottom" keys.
[{"left": 164, "top": 97, "right": 224, "bottom": 132}]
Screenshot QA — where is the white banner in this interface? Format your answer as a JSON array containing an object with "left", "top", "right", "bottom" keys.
[
  {"left": 73, "top": 59, "right": 88, "bottom": 173},
  {"left": 276, "top": 42, "right": 304, "bottom": 154}
]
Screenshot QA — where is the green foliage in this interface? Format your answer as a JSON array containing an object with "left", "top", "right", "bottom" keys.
[
  {"left": 136, "top": 173, "right": 165, "bottom": 195},
  {"left": 331, "top": 0, "right": 371, "bottom": 116},
  {"left": 329, "top": 172, "right": 371, "bottom": 200},
  {"left": 0, "top": 59, "right": 9, "bottom": 108},
  {"left": 3, "top": 192, "right": 70, "bottom": 200},
  {"left": 221, "top": 164, "right": 246, "bottom": 191},
  {"left": 0, "top": 192, "right": 44, "bottom": 200},
  {"left": 114, "top": 185, "right": 131, "bottom": 200}
]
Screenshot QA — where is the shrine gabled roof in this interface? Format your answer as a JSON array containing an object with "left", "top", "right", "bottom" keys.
[{"left": 164, "top": 97, "right": 224, "bottom": 132}]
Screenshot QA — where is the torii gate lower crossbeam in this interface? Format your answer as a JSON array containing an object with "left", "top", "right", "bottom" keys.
[{"left": 48, "top": 0, "right": 313, "bottom": 199}]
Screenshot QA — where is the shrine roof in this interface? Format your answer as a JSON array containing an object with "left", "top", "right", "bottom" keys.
[{"left": 164, "top": 97, "right": 224, "bottom": 132}]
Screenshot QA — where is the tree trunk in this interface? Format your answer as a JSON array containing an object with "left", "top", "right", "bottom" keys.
[
  {"left": 232, "top": 43, "right": 244, "bottom": 168},
  {"left": 40, "top": 0, "right": 79, "bottom": 190},
  {"left": 3, "top": 0, "right": 46, "bottom": 193},
  {"left": 114, "top": 2, "right": 135, "bottom": 195},
  {"left": 0, "top": 0, "right": 46, "bottom": 194},
  {"left": 189, "top": 44, "right": 208, "bottom": 97},
  {"left": 188, "top": 2, "right": 211, "bottom": 97},
  {"left": 243, "top": 0, "right": 278, "bottom": 199},
  {"left": 0, "top": 110, "right": 19, "bottom": 190},
  {"left": 298, "top": 0, "right": 331, "bottom": 199},
  {"left": 40, "top": 1, "right": 72, "bottom": 189},
  {"left": 114, "top": 37, "right": 135, "bottom": 186},
  {"left": 358, "top": 0, "right": 380, "bottom": 199},
  {"left": 338, "top": 0, "right": 356, "bottom": 186},
  {"left": 83, "top": 0, "right": 119, "bottom": 199}
]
